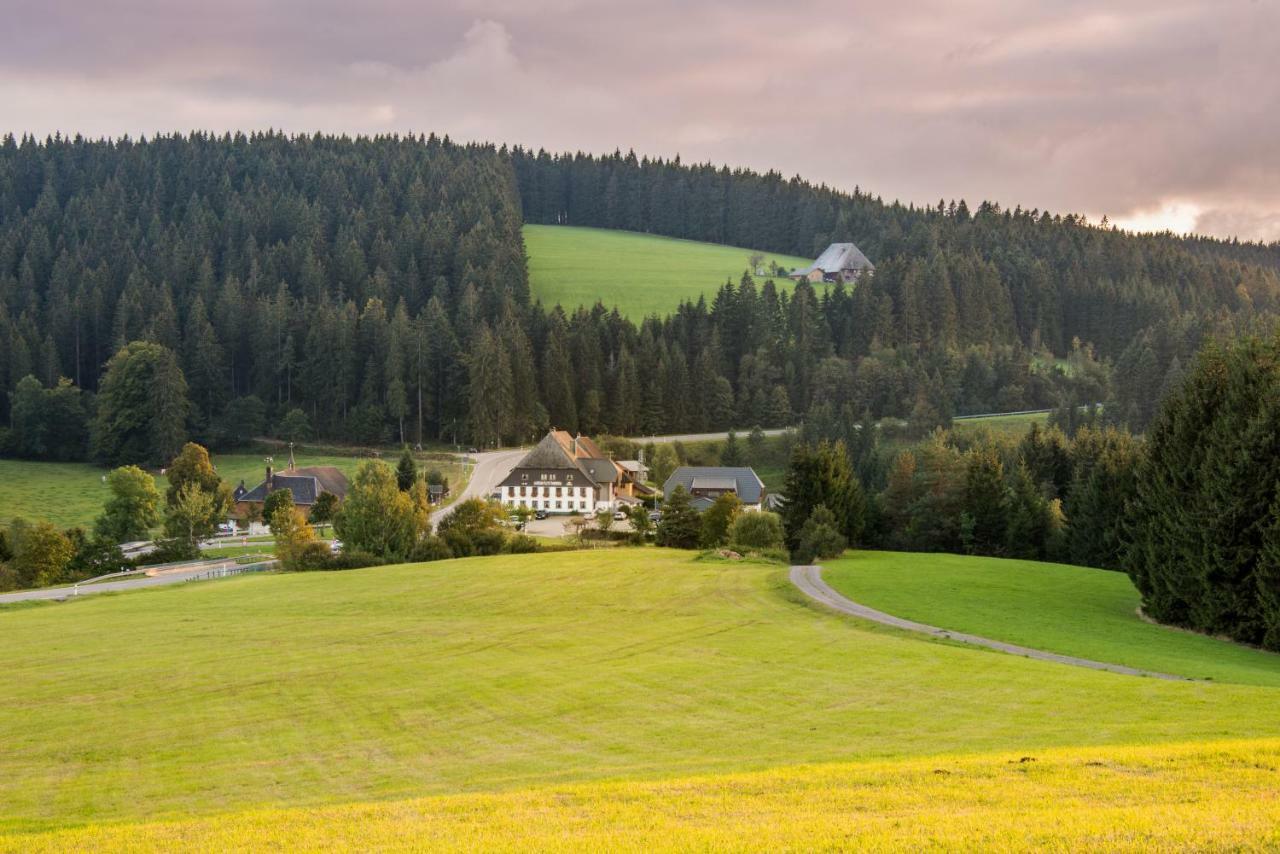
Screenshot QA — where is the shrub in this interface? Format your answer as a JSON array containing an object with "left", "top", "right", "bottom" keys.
[
  {"left": 410, "top": 535, "right": 454, "bottom": 562},
  {"left": 472, "top": 529, "right": 508, "bottom": 556},
  {"left": 505, "top": 534, "right": 540, "bottom": 554},
  {"left": 442, "top": 530, "right": 475, "bottom": 557},
  {"left": 325, "top": 549, "right": 384, "bottom": 571},
  {"left": 728, "top": 511, "right": 786, "bottom": 551},
  {"left": 793, "top": 505, "right": 848, "bottom": 564}
]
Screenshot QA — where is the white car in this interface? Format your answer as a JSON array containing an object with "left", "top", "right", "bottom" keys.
[
  {"left": 613, "top": 510, "right": 628, "bottom": 521},
  {"left": 215, "top": 522, "right": 236, "bottom": 536},
  {"left": 330, "top": 539, "right": 343, "bottom": 554}
]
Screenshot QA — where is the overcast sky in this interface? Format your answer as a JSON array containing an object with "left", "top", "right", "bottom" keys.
[{"left": 3, "top": 0, "right": 1277, "bottom": 241}]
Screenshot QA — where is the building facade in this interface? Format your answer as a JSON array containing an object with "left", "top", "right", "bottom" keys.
[{"left": 497, "top": 431, "right": 652, "bottom": 515}]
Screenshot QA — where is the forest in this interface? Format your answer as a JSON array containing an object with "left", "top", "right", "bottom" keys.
[{"left": 2, "top": 133, "right": 1279, "bottom": 462}]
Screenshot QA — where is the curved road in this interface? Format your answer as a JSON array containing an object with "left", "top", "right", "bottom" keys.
[{"left": 790, "top": 564, "right": 1188, "bottom": 681}]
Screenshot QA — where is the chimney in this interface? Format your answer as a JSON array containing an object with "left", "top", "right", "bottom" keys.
[
  {"left": 266, "top": 464, "right": 273, "bottom": 491},
  {"left": 573, "top": 433, "right": 580, "bottom": 457},
  {"left": 288, "top": 442, "right": 296, "bottom": 471}
]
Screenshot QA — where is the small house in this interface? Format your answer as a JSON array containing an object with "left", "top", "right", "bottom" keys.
[
  {"left": 663, "top": 466, "right": 767, "bottom": 511},
  {"left": 790, "top": 242, "right": 875, "bottom": 284}
]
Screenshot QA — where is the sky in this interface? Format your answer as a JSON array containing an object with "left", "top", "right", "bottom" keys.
[{"left": 2, "top": 0, "right": 1277, "bottom": 242}]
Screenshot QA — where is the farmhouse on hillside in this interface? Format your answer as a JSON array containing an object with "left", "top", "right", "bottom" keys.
[
  {"left": 663, "top": 466, "right": 767, "bottom": 511},
  {"left": 232, "top": 449, "right": 349, "bottom": 520},
  {"left": 497, "top": 430, "right": 653, "bottom": 514},
  {"left": 790, "top": 242, "right": 875, "bottom": 284}
]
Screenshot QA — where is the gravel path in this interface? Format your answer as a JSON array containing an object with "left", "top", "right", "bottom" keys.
[{"left": 790, "top": 564, "right": 1189, "bottom": 681}]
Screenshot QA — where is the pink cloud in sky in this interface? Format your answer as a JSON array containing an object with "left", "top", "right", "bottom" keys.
[{"left": 1, "top": 0, "right": 1277, "bottom": 240}]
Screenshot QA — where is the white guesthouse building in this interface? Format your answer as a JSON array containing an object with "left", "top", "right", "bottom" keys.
[{"left": 496, "top": 430, "right": 650, "bottom": 515}]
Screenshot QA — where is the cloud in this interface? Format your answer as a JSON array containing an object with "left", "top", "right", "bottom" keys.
[{"left": 0, "top": 0, "right": 1277, "bottom": 241}]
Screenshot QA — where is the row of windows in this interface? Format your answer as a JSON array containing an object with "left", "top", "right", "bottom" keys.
[
  {"left": 510, "top": 485, "right": 591, "bottom": 498},
  {"left": 511, "top": 498, "right": 590, "bottom": 511},
  {"left": 520, "top": 472, "right": 575, "bottom": 484}
]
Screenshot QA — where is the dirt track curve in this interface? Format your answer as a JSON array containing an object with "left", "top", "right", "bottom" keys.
[{"left": 789, "top": 564, "right": 1189, "bottom": 681}]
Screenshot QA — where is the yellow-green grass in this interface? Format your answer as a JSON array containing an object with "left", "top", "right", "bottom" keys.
[
  {"left": 0, "top": 451, "right": 463, "bottom": 531},
  {"left": 951, "top": 410, "right": 1049, "bottom": 435},
  {"left": 11, "top": 739, "right": 1279, "bottom": 851},
  {"left": 2, "top": 549, "right": 1279, "bottom": 836},
  {"left": 824, "top": 551, "right": 1280, "bottom": 686},
  {"left": 524, "top": 224, "right": 813, "bottom": 319}
]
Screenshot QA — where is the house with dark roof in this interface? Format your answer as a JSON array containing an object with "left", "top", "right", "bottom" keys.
[
  {"left": 231, "top": 450, "right": 349, "bottom": 521},
  {"left": 497, "top": 430, "right": 653, "bottom": 515},
  {"left": 790, "top": 242, "right": 875, "bottom": 284},
  {"left": 663, "top": 466, "right": 766, "bottom": 511}
]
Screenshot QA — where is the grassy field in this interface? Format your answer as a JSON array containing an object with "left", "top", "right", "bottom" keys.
[
  {"left": 524, "top": 224, "right": 813, "bottom": 319},
  {"left": 2, "top": 548, "right": 1279, "bottom": 842},
  {"left": 823, "top": 551, "right": 1280, "bottom": 686},
  {"left": 0, "top": 449, "right": 463, "bottom": 531},
  {"left": 951, "top": 409, "right": 1049, "bottom": 435},
  {"left": 14, "top": 739, "right": 1280, "bottom": 851}
]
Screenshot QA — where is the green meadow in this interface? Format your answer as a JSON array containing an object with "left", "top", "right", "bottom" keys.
[
  {"left": 0, "top": 450, "right": 462, "bottom": 531},
  {"left": 2, "top": 548, "right": 1278, "bottom": 837},
  {"left": 524, "top": 224, "right": 813, "bottom": 319},
  {"left": 823, "top": 551, "right": 1280, "bottom": 686}
]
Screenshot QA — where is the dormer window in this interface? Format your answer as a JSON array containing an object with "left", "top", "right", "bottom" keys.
[{"left": 521, "top": 473, "right": 528, "bottom": 481}]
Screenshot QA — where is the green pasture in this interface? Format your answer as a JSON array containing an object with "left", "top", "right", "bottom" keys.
[
  {"left": 823, "top": 551, "right": 1280, "bottom": 686},
  {"left": 1, "top": 548, "right": 1277, "bottom": 833},
  {"left": 524, "top": 224, "right": 813, "bottom": 319},
  {"left": 0, "top": 449, "right": 463, "bottom": 531}
]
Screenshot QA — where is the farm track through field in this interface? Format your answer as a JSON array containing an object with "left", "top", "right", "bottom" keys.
[{"left": 790, "top": 564, "right": 1189, "bottom": 680}]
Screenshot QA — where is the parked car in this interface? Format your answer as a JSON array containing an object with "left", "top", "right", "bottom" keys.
[
  {"left": 508, "top": 516, "right": 526, "bottom": 531},
  {"left": 534, "top": 509, "right": 548, "bottom": 520},
  {"left": 215, "top": 522, "right": 236, "bottom": 536},
  {"left": 613, "top": 510, "right": 628, "bottom": 521},
  {"left": 648, "top": 511, "right": 662, "bottom": 522},
  {"left": 329, "top": 539, "right": 343, "bottom": 554},
  {"left": 489, "top": 492, "right": 502, "bottom": 501}
]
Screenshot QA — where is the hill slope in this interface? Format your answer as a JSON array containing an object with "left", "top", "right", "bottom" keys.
[
  {"left": 2, "top": 549, "right": 1278, "bottom": 835},
  {"left": 823, "top": 552, "right": 1280, "bottom": 686},
  {"left": 524, "top": 224, "right": 812, "bottom": 318}
]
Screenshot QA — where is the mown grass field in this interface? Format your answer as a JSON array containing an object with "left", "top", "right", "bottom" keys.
[
  {"left": 951, "top": 409, "right": 1049, "bottom": 435},
  {"left": 2, "top": 548, "right": 1279, "bottom": 845},
  {"left": 15, "top": 739, "right": 1280, "bottom": 851},
  {"left": 524, "top": 224, "right": 813, "bottom": 319},
  {"left": 0, "top": 449, "right": 463, "bottom": 530},
  {"left": 823, "top": 551, "right": 1280, "bottom": 686}
]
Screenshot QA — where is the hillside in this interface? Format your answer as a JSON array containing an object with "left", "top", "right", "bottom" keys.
[
  {"left": 824, "top": 552, "right": 1280, "bottom": 685},
  {"left": 1, "top": 549, "right": 1278, "bottom": 840},
  {"left": 524, "top": 224, "right": 811, "bottom": 318}
]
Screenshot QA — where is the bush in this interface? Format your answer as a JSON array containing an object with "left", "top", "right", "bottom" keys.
[
  {"left": 728, "top": 511, "right": 786, "bottom": 551},
  {"left": 793, "top": 505, "right": 848, "bottom": 564},
  {"left": 143, "top": 537, "right": 199, "bottom": 565},
  {"left": 325, "top": 549, "right": 385, "bottom": 571},
  {"left": 409, "top": 535, "right": 454, "bottom": 562},
  {"left": 504, "top": 533, "right": 540, "bottom": 554},
  {"left": 472, "top": 529, "right": 508, "bottom": 556},
  {"left": 442, "top": 530, "right": 475, "bottom": 557}
]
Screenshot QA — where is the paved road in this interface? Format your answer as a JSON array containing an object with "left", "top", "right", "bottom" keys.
[
  {"left": 789, "top": 564, "right": 1188, "bottom": 680},
  {"left": 429, "top": 448, "right": 526, "bottom": 528},
  {"left": 0, "top": 559, "right": 263, "bottom": 605},
  {"left": 626, "top": 428, "right": 792, "bottom": 444}
]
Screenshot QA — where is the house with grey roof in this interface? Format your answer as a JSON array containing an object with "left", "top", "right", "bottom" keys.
[
  {"left": 232, "top": 451, "right": 349, "bottom": 521},
  {"left": 663, "top": 466, "right": 767, "bottom": 511},
  {"left": 790, "top": 242, "right": 875, "bottom": 284}
]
